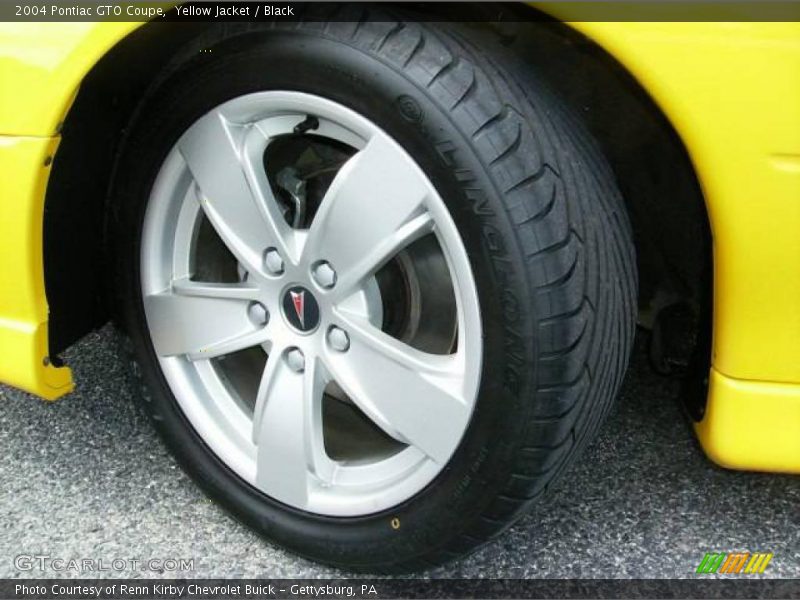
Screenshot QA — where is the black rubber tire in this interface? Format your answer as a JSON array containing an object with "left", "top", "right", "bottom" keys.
[{"left": 109, "top": 16, "right": 636, "bottom": 573}]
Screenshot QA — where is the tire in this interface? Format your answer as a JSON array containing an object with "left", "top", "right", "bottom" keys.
[{"left": 109, "top": 16, "right": 636, "bottom": 572}]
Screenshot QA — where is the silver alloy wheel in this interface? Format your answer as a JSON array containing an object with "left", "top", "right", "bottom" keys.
[{"left": 140, "top": 91, "right": 482, "bottom": 516}]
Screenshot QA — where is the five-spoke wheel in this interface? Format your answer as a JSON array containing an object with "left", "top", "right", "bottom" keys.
[{"left": 140, "top": 92, "right": 482, "bottom": 516}]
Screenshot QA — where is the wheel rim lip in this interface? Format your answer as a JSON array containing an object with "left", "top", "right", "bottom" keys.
[{"left": 140, "top": 90, "right": 483, "bottom": 516}]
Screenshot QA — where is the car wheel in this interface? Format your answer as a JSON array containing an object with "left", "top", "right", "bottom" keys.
[{"left": 109, "top": 17, "right": 636, "bottom": 572}]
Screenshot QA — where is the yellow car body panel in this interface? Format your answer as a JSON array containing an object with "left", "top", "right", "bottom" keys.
[
  {"left": 0, "top": 23, "right": 141, "bottom": 136},
  {"left": 698, "top": 369, "right": 800, "bottom": 474},
  {"left": 0, "top": 134, "right": 72, "bottom": 400},
  {"left": 0, "top": 20, "right": 798, "bottom": 471}
]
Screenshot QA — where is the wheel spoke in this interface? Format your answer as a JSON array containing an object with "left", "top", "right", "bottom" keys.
[
  {"left": 178, "top": 109, "right": 293, "bottom": 273},
  {"left": 323, "top": 314, "right": 469, "bottom": 464},
  {"left": 303, "top": 133, "right": 433, "bottom": 296},
  {"left": 252, "top": 351, "right": 330, "bottom": 507},
  {"left": 143, "top": 279, "right": 268, "bottom": 360}
]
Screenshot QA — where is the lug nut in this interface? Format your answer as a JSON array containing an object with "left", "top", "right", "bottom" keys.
[
  {"left": 247, "top": 302, "right": 269, "bottom": 326},
  {"left": 285, "top": 348, "right": 305, "bottom": 373},
  {"left": 264, "top": 248, "right": 284, "bottom": 275},
  {"left": 327, "top": 326, "right": 350, "bottom": 352},
  {"left": 312, "top": 261, "right": 337, "bottom": 289}
]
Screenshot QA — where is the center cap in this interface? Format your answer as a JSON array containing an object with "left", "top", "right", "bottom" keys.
[{"left": 282, "top": 286, "right": 321, "bottom": 333}]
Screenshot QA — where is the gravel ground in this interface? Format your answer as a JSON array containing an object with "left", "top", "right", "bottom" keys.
[{"left": 0, "top": 326, "right": 798, "bottom": 579}]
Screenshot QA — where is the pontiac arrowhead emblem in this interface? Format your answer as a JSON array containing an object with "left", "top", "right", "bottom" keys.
[
  {"left": 282, "top": 286, "right": 320, "bottom": 333},
  {"left": 290, "top": 290, "right": 305, "bottom": 329}
]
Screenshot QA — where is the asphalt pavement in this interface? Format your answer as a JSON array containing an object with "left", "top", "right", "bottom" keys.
[{"left": 1, "top": 326, "right": 798, "bottom": 579}]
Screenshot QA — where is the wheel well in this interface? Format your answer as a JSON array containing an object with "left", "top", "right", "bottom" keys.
[
  {"left": 497, "top": 20, "right": 712, "bottom": 405},
  {"left": 43, "top": 15, "right": 712, "bottom": 406},
  {"left": 43, "top": 21, "right": 212, "bottom": 357},
  {"left": 502, "top": 20, "right": 712, "bottom": 307}
]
